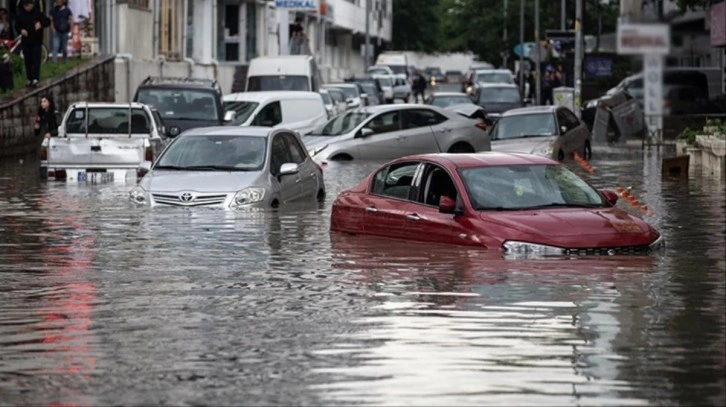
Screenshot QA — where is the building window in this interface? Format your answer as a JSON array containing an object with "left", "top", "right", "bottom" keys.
[
  {"left": 159, "top": 0, "right": 184, "bottom": 60},
  {"left": 246, "top": 2, "right": 257, "bottom": 61},
  {"left": 128, "top": 0, "right": 150, "bottom": 9}
]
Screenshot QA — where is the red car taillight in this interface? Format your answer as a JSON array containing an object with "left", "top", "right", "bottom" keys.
[
  {"left": 475, "top": 122, "right": 488, "bottom": 132},
  {"left": 145, "top": 146, "right": 154, "bottom": 162},
  {"left": 40, "top": 146, "right": 48, "bottom": 161}
]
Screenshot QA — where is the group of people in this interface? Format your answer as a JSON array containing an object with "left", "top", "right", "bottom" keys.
[
  {"left": 517, "top": 65, "right": 564, "bottom": 106},
  {"left": 1, "top": 0, "right": 74, "bottom": 88}
]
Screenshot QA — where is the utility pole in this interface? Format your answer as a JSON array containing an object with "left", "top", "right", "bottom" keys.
[
  {"left": 519, "top": 0, "right": 524, "bottom": 98},
  {"left": 503, "top": 0, "right": 508, "bottom": 68},
  {"left": 364, "top": 0, "right": 371, "bottom": 70},
  {"left": 574, "top": 0, "right": 583, "bottom": 117},
  {"left": 535, "top": 0, "right": 541, "bottom": 105}
]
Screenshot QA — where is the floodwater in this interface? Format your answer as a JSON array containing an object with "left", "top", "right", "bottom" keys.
[{"left": 0, "top": 145, "right": 724, "bottom": 406}]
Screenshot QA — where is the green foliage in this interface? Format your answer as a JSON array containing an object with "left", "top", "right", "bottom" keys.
[
  {"left": 675, "top": 0, "right": 709, "bottom": 12},
  {"left": 0, "top": 58, "right": 86, "bottom": 97},
  {"left": 391, "top": 0, "right": 442, "bottom": 53},
  {"left": 678, "top": 127, "right": 699, "bottom": 146}
]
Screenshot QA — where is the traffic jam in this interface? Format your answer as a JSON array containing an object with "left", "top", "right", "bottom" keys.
[{"left": 38, "top": 52, "right": 664, "bottom": 257}]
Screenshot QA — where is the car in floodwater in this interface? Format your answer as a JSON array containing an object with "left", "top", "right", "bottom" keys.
[
  {"left": 130, "top": 127, "right": 325, "bottom": 209},
  {"left": 303, "top": 104, "right": 491, "bottom": 162},
  {"left": 330, "top": 152, "right": 664, "bottom": 256},
  {"left": 488, "top": 106, "right": 592, "bottom": 161}
]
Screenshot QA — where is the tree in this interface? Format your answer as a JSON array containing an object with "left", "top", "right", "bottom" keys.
[
  {"left": 675, "top": 0, "right": 710, "bottom": 12},
  {"left": 391, "top": 0, "right": 442, "bottom": 52}
]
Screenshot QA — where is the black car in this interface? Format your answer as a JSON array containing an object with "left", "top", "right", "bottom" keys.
[
  {"left": 471, "top": 84, "right": 525, "bottom": 122},
  {"left": 133, "top": 76, "right": 236, "bottom": 137}
]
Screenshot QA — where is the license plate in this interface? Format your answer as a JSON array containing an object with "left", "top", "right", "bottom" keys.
[{"left": 77, "top": 171, "right": 115, "bottom": 183}]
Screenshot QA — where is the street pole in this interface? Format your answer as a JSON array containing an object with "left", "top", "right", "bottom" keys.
[
  {"left": 519, "top": 0, "right": 524, "bottom": 98},
  {"left": 561, "top": 0, "right": 566, "bottom": 30},
  {"left": 503, "top": 0, "right": 508, "bottom": 68},
  {"left": 535, "top": 0, "right": 541, "bottom": 105},
  {"left": 574, "top": 0, "right": 583, "bottom": 117},
  {"left": 364, "top": 0, "right": 371, "bottom": 70}
]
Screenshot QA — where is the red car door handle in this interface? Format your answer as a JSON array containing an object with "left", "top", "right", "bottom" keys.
[
  {"left": 365, "top": 207, "right": 378, "bottom": 213},
  {"left": 406, "top": 214, "right": 421, "bottom": 221}
]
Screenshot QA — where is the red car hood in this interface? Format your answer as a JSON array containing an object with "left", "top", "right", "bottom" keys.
[{"left": 480, "top": 207, "right": 659, "bottom": 248}]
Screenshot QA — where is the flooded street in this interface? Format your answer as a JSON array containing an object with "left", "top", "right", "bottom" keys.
[{"left": 0, "top": 145, "right": 724, "bottom": 406}]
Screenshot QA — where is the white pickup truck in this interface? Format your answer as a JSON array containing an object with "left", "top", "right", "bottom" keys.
[{"left": 40, "top": 102, "right": 167, "bottom": 182}]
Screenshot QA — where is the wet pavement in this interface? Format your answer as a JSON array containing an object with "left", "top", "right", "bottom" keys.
[{"left": 0, "top": 142, "right": 724, "bottom": 405}]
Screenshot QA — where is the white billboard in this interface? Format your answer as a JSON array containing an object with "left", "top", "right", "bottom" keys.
[{"left": 617, "top": 23, "right": 670, "bottom": 55}]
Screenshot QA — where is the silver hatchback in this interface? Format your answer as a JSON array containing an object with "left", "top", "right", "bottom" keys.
[{"left": 130, "top": 127, "right": 325, "bottom": 209}]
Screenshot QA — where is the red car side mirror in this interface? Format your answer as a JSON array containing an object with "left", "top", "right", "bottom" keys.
[
  {"left": 439, "top": 196, "right": 458, "bottom": 214},
  {"left": 600, "top": 189, "right": 619, "bottom": 206}
]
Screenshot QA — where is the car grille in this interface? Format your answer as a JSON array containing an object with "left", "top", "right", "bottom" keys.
[
  {"left": 152, "top": 193, "right": 228, "bottom": 207},
  {"left": 564, "top": 245, "right": 652, "bottom": 256}
]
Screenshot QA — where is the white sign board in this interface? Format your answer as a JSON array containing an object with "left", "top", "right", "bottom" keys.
[
  {"left": 275, "top": 0, "right": 318, "bottom": 10},
  {"left": 643, "top": 53, "right": 664, "bottom": 141},
  {"left": 617, "top": 23, "right": 670, "bottom": 55}
]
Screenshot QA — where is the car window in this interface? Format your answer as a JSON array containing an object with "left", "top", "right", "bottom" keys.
[
  {"left": 283, "top": 133, "right": 307, "bottom": 164},
  {"left": 66, "top": 107, "right": 151, "bottom": 134},
  {"left": 419, "top": 164, "right": 458, "bottom": 207},
  {"left": 562, "top": 109, "right": 580, "bottom": 130},
  {"left": 366, "top": 111, "right": 401, "bottom": 134},
  {"left": 402, "top": 109, "right": 448, "bottom": 130},
  {"left": 136, "top": 88, "right": 220, "bottom": 121},
  {"left": 223, "top": 101, "right": 259, "bottom": 125},
  {"left": 269, "top": 134, "right": 293, "bottom": 176},
  {"left": 156, "top": 135, "right": 266, "bottom": 170},
  {"left": 556, "top": 110, "right": 572, "bottom": 133},
  {"left": 252, "top": 101, "right": 282, "bottom": 127},
  {"left": 371, "top": 162, "right": 420, "bottom": 200}
]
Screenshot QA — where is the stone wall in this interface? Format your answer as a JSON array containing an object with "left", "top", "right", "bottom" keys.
[{"left": 0, "top": 56, "right": 115, "bottom": 157}]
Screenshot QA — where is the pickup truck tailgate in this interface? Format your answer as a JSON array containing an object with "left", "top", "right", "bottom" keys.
[{"left": 49, "top": 137, "right": 145, "bottom": 168}]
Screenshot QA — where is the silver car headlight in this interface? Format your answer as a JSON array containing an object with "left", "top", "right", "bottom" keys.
[
  {"left": 503, "top": 240, "right": 566, "bottom": 256},
  {"left": 129, "top": 186, "right": 149, "bottom": 205},
  {"left": 649, "top": 235, "right": 665, "bottom": 251},
  {"left": 231, "top": 187, "right": 265, "bottom": 208},
  {"left": 308, "top": 145, "right": 327, "bottom": 158},
  {"left": 532, "top": 144, "right": 554, "bottom": 157}
]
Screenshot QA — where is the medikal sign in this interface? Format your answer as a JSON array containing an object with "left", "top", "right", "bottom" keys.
[{"left": 275, "top": 0, "right": 318, "bottom": 10}]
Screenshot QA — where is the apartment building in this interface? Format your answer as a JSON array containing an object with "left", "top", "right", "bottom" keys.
[{"left": 110, "top": 0, "right": 392, "bottom": 102}]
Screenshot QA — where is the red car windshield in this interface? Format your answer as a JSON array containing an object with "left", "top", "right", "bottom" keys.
[{"left": 461, "top": 165, "right": 604, "bottom": 210}]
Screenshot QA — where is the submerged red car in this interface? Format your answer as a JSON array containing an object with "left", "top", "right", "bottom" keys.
[{"left": 331, "top": 152, "right": 664, "bottom": 256}]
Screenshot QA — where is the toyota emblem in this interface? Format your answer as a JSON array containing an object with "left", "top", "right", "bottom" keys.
[{"left": 179, "top": 192, "right": 194, "bottom": 202}]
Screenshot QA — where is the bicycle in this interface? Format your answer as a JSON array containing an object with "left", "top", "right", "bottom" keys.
[{"left": 0, "top": 35, "right": 49, "bottom": 63}]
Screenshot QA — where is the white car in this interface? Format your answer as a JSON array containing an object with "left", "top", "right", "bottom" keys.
[
  {"left": 323, "top": 83, "right": 362, "bottom": 109},
  {"left": 223, "top": 91, "right": 328, "bottom": 136},
  {"left": 488, "top": 105, "right": 592, "bottom": 161},
  {"left": 303, "top": 104, "right": 491, "bottom": 162},
  {"left": 372, "top": 74, "right": 395, "bottom": 104},
  {"left": 40, "top": 102, "right": 166, "bottom": 182}
]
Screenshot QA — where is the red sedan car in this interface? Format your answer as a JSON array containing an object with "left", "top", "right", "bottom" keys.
[{"left": 331, "top": 153, "right": 664, "bottom": 256}]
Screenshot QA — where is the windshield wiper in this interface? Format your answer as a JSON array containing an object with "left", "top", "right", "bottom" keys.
[
  {"left": 154, "top": 165, "right": 185, "bottom": 170},
  {"left": 525, "top": 203, "right": 602, "bottom": 209},
  {"left": 181, "top": 165, "right": 250, "bottom": 171},
  {"left": 477, "top": 206, "right": 521, "bottom": 211}
]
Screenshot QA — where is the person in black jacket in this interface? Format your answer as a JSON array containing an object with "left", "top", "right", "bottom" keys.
[
  {"left": 14, "top": 0, "right": 50, "bottom": 87},
  {"left": 35, "top": 95, "right": 59, "bottom": 139}
]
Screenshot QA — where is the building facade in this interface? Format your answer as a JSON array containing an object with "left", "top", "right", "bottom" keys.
[{"left": 109, "top": 0, "right": 392, "bottom": 102}]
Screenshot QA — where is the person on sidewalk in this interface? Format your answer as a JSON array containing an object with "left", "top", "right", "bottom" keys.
[
  {"left": 14, "top": 0, "right": 50, "bottom": 88},
  {"left": 0, "top": 8, "right": 15, "bottom": 40},
  {"left": 50, "top": 0, "right": 72, "bottom": 63},
  {"left": 35, "top": 95, "right": 59, "bottom": 139}
]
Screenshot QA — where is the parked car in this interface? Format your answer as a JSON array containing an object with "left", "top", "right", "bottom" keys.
[
  {"left": 222, "top": 91, "right": 327, "bottom": 135},
  {"left": 246, "top": 55, "right": 323, "bottom": 92},
  {"left": 445, "top": 70, "right": 464, "bottom": 83},
  {"left": 444, "top": 103, "right": 491, "bottom": 131},
  {"left": 463, "top": 69, "right": 516, "bottom": 95},
  {"left": 319, "top": 89, "right": 336, "bottom": 119},
  {"left": 425, "top": 92, "right": 473, "bottom": 108},
  {"left": 472, "top": 83, "right": 525, "bottom": 121},
  {"left": 134, "top": 76, "right": 235, "bottom": 135},
  {"left": 323, "top": 83, "right": 363, "bottom": 109},
  {"left": 325, "top": 87, "right": 349, "bottom": 114},
  {"left": 392, "top": 76, "right": 413, "bottom": 102},
  {"left": 330, "top": 152, "right": 664, "bottom": 254},
  {"left": 488, "top": 106, "right": 592, "bottom": 161},
  {"left": 356, "top": 82, "right": 381, "bottom": 106},
  {"left": 424, "top": 67, "right": 445, "bottom": 83},
  {"left": 303, "top": 104, "right": 491, "bottom": 162},
  {"left": 372, "top": 74, "right": 395, "bottom": 104},
  {"left": 130, "top": 127, "right": 325, "bottom": 208},
  {"left": 40, "top": 102, "right": 166, "bottom": 182},
  {"left": 345, "top": 75, "right": 385, "bottom": 105}
]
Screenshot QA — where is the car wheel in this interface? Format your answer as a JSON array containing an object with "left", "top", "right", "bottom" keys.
[
  {"left": 448, "top": 142, "right": 475, "bottom": 153},
  {"left": 330, "top": 153, "right": 353, "bottom": 161},
  {"left": 583, "top": 141, "right": 592, "bottom": 160},
  {"left": 557, "top": 149, "right": 565, "bottom": 162}
]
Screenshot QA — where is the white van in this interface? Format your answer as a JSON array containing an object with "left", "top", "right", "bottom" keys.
[
  {"left": 374, "top": 52, "right": 409, "bottom": 80},
  {"left": 245, "top": 55, "right": 323, "bottom": 92},
  {"left": 223, "top": 91, "right": 328, "bottom": 135}
]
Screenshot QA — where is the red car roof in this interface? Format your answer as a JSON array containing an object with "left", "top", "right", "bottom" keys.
[{"left": 397, "top": 152, "right": 558, "bottom": 169}]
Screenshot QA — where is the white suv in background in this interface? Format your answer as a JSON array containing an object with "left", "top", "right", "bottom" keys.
[{"left": 223, "top": 91, "right": 328, "bottom": 135}]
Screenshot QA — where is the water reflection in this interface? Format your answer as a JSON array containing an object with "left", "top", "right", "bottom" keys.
[{"left": 0, "top": 146, "right": 724, "bottom": 406}]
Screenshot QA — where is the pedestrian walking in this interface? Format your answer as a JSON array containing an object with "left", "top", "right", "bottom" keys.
[
  {"left": 413, "top": 72, "right": 426, "bottom": 103},
  {"left": 50, "top": 0, "right": 72, "bottom": 63},
  {"left": 14, "top": 0, "right": 50, "bottom": 88},
  {"left": 34, "top": 95, "right": 60, "bottom": 139}
]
